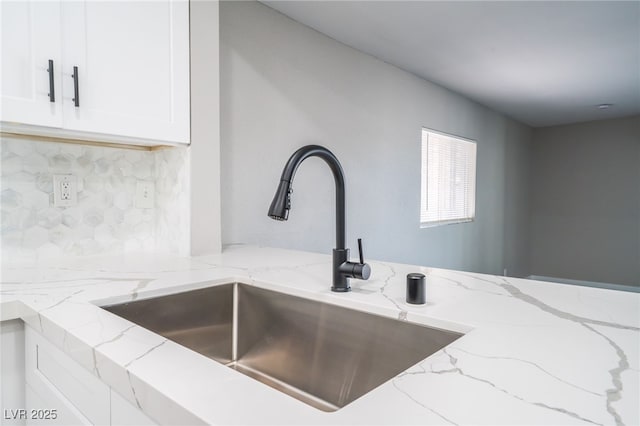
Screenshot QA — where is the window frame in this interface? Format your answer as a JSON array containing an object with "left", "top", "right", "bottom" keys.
[{"left": 420, "top": 127, "right": 477, "bottom": 228}]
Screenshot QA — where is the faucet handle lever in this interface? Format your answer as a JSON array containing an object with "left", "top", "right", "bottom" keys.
[{"left": 358, "top": 238, "right": 364, "bottom": 264}]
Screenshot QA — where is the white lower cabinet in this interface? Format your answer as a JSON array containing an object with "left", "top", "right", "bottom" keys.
[
  {"left": 25, "top": 381, "right": 90, "bottom": 426},
  {"left": 24, "top": 326, "right": 156, "bottom": 425},
  {"left": 1, "top": 320, "right": 26, "bottom": 426},
  {"left": 109, "top": 390, "right": 155, "bottom": 426}
]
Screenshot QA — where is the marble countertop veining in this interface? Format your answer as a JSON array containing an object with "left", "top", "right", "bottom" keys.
[{"left": 1, "top": 245, "right": 639, "bottom": 425}]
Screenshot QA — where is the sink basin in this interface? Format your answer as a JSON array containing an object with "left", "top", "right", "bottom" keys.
[{"left": 102, "top": 283, "right": 462, "bottom": 411}]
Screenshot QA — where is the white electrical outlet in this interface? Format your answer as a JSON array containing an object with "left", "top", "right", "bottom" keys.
[
  {"left": 53, "top": 174, "right": 77, "bottom": 207},
  {"left": 135, "top": 180, "right": 155, "bottom": 209}
]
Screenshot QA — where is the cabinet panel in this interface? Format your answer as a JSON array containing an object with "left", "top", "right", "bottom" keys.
[
  {"left": 25, "top": 326, "right": 110, "bottom": 425},
  {"left": 26, "top": 380, "right": 90, "bottom": 425},
  {"left": 110, "top": 390, "right": 157, "bottom": 426},
  {"left": 24, "top": 326, "right": 160, "bottom": 425},
  {"left": 0, "top": 1, "right": 63, "bottom": 127},
  {"left": 61, "top": 0, "right": 190, "bottom": 144},
  {"left": 0, "top": 320, "right": 26, "bottom": 426}
]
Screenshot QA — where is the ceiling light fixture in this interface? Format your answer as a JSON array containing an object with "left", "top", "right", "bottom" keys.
[{"left": 597, "top": 104, "right": 613, "bottom": 109}]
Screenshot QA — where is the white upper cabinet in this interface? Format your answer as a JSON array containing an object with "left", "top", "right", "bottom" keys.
[
  {"left": 60, "top": 1, "right": 190, "bottom": 143},
  {"left": 1, "top": 0, "right": 190, "bottom": 146},
  {"left": 1, "top": 1, "right": 63, "bottom": 128}
]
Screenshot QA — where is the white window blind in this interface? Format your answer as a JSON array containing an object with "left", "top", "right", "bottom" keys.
[{"left": 420, "top": 128, "right": 476, "bottom": 227}]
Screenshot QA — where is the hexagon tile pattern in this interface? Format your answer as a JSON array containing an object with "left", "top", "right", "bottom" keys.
[{"left": 1, "top": 137, "right": 189, "bottom": 262}]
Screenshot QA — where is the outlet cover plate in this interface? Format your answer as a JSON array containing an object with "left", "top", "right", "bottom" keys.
[
  {"left": 53, "top": 174, "right": 77, "bottom": 207},
  {"left": 135, "top": 180, "right": 155, "bottom": 209}
]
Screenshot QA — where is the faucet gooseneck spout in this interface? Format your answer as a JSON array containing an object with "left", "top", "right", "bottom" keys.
[
  {"left": 268, "top": 145, "right": 346, "bottom": 249},
  {"left": 268, "top": 145, "right": 370, "bottom": 292}
]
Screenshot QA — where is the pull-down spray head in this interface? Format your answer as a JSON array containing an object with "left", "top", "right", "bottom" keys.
[{"left": 268, "top": 180, "right": 292, "bottom": 221}]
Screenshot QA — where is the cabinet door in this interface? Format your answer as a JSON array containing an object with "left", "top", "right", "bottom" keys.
[
  {"left": 26, "top": 382, "right": 90, "bottom": 426},
  {"left": 110, "top": 390, "right": 157, "bottom": 426},
  {"left": 25, "top": 326, "right": 110, "bottom": 425},
  {"left": 61, "top": 1, "right": 190, "bottom": 144},
  {"left": 0, "top": 1, "right": 63, "bottom": 128}
]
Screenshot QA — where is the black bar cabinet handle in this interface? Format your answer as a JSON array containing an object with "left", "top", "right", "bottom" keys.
[
  {"left": 47, "top": 60, "right": 55, "bottom": 102},
  {"left": 72, "top": 66, "right": 79, "bottom": 107}
]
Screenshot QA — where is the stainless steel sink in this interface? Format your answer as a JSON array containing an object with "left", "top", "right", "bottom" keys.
[{"left": 103, "top": 283, "right": 462, "bottom": 411}]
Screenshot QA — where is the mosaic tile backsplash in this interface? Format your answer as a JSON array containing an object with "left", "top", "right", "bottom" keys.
[{"left": 1, "top": 137, "right": 189, "bottom": 262}]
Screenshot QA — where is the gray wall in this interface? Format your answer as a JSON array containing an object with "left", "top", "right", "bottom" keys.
[
  {"left": 190, "top": 0, "right": 222, "bottom": 255},
  {"left": 530, "top": 115, "right": 640, "bottom": 286},
  {"left": 220, "top": 1, "right": 532, "bottom": 275},
  {"left": 504, "top": 122, "right": 533, "bottom": 278}
]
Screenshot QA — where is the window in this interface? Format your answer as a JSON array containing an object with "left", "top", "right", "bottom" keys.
[{"left": 420, "top": 128, "right": 476, "bottom": 227}]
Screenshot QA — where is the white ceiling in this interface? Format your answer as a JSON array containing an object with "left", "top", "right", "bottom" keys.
[{"left": 261, "top": 1, "right": 640, "bottom": 128}]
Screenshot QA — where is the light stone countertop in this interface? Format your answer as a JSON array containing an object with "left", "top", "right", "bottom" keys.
[{"left": 1, "top": 245, "right": 638, "bottom": 425}]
